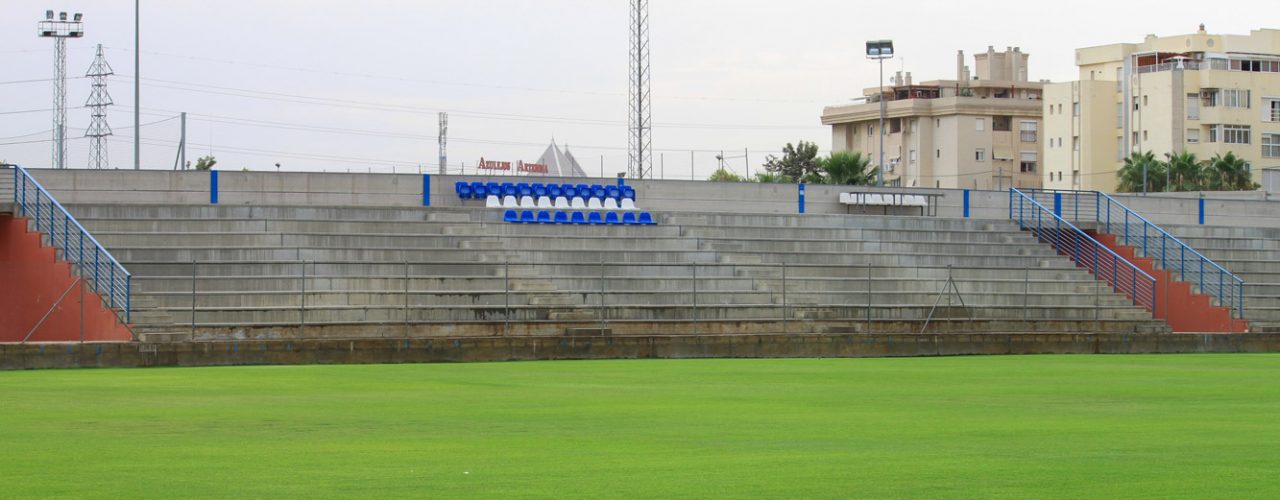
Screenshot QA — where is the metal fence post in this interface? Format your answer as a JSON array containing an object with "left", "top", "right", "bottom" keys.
[
  {"left": 79, "top": 271, "right": 85, "bottom": 344},
  {"left": 866, "top": 262, "right": 872, "bottom": 334},
  {"left": 300, "top": 260, "right": 307, "bottom": 338},
  {"left": 692, "top": 263, "right": 698, "bottom": 335},
  {"left": 781, "top": 261, "right": 787, "bottom": 334},
  {"left": 504, "top": 261, "right": 510, "bottom": 337},
  {"left": 600, "top": 257, "right": 607, "bottom": 332},
  {"left": 191, "top": 259, "right": 197, "bottom": 337},
  {"left": 1024, "top": 261, "right": 1031, "bottom": 324},
  {"left": 404, "top": 260, "right": 410, "bottom": 339}
]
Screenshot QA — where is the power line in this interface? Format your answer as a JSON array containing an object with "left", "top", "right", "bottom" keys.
[{"left": 0, "top": 76, "right": 88, "bottom": 86}]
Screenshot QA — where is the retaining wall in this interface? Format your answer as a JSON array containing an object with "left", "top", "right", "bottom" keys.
[{"left": 3, "top": 333, "right": 1276, "bottom": 370}]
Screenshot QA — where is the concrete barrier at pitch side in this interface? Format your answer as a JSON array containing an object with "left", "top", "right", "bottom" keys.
[{"left": 1, "top": 333, "right": 1276, "bottom": 370}]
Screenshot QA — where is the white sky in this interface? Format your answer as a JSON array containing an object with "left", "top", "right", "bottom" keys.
[{"left": 0, "top": 0, "right": 1272, "bottom": 178}]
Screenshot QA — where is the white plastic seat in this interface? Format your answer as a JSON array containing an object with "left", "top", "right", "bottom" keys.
[
  {"left": 603, "top": 198, "right": 619, "bottom": 210},
  {"left": 520, "top": 195, "right": 536, "bottom": 208},
  {"left": 502, "top": 195, "right": 519, "bottom": 208},
  {"left": 571, "top": 197, "right": 587, "bottom": 209},
  {"left": 839, "top": 192, "right": 851, "bottom": 204},
  {"left": 554, "top": 196, "right": 570, "bottom": 209},
  {"left": 537, "top": 196, "right": 553, "bottom": 209},
  {"left": 620, "top": 198, "right": 637, "bottom": 211},
  {"left": 864, "top": 194, "right": 881, "bottom": 205},
  {"left": 587, "top": 198, "right": 603, "bottom": 210},
  {"left": 485, "top": 195, "right": 501, "bottom": 208},
  {"left": 906, "top": 195, "right": 927, "bottom": 207}
]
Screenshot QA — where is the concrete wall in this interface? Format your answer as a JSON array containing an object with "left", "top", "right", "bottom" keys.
[
  {"left": 3, "top": 333, "right": 1277, "bottom": 370},
  {"left": 20, "top": 168, "right": 1280, "bottom": 227}
]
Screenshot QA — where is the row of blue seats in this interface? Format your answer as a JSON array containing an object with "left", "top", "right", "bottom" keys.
[
  {"left": 457, "top": 181, "right": 635, "bottom": 201},
  {"left": 503, "top": 210, "right": 657, "bottom": 226}
]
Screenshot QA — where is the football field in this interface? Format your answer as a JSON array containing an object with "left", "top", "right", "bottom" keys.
[{"left": 1, "top": 355, "right": 1277, "bottom": 498}]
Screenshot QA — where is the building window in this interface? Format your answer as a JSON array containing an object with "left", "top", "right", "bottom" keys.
[
  {"left": 1209, "top": 125, "right": 1251, "bottom": 144},
  {"left": 975, "top": 149, "right": 986, "bottom": 162},
  {"left": 936, "top": 119, "right": 941, "bottom": 127},
  {"left": 1143, "top": 95, "right": 1148, "bottom": 107},
  {"left": 1133, "top": 96, "right": 1140, "bottom": 111},
  {"left": 1187, "top": 93, "right": 1199, "bottom": 120},
  {"left": 1132, "top": 132, "right": 1139, "bottom": 146},
  {"left": 1020, "top": 121, "right": 1038, "bottom": 142},
  {"left": 1202, "top": 89, "right": 1219, "bottom": 107},
  {"left": 867, "top": 124, "right": 874, "bottom": 135},
  {"left": 1115, "top": 102, "right": 1123, "bottom": 129},
  {"left": 1263, "top": 134, "right": 1280, "bottom": 158},
  {"left": 1266, "top": 98, "right": 1280, "bottom": 122},
  {"left": 1073, "top": 136, "right": 1080, "bottom": 151},
  {"left": 910, "top": 119, "right": 918, "bottom": 134},
  {"left": 1223, "top": 89, "right": 1251, "bottom": 109},
  {"left": 909, "top": 149, "right": 918, "bottom": 164},
  {"left": 889, "top": 118, "right": 902, "bottom": 134},
  {"left": 1187, "top": 128, "right": 1200, "bottom": 143},
  {"left": 1143, "top": 130, "right": 1148, "bottom": 141},
  {"left": 1072, "top": 102, "right": 1080, "bottom": 117},
  {"left": 993, "top": 116, "right": 1012, "bottom": 131},
  {"left": 1019, "top": 152, "right": 1037, "bottom": 173},
  {"left": 936, "top": 149, "right": 941, "bottom": 159},
  {"left": 1116, "top": 138, "right": 1123, "bottom": 161},
  {"left": 975, "top": 118, "right": 985, "bottom": 131}
]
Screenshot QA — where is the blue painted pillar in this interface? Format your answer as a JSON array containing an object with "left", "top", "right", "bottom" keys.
[
  {"left": 210, "top": 170, "right": 219, "bottom": 205},
  {"left": 617, "top": 177, "right": 625, "bottom": 188},
  {"left": 963, "top": 189, "right": 971, "bottom": 218},
  {"left": 798, "top": 183, "right": 806, "bottom": 214},
  {"left": 1198, "top": 197, "right": 1205, "bottom": 225},
  {"left": 422, "top": 174, "right": 431, "bottom": 207},
  {"left": 1053, "top": 192, "right": 1062, "bottom": 218}
]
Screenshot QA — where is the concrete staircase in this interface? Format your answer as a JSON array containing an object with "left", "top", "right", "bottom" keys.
[
  {"left": 1158, "top": 224, "right": 1280, "bottom": 333},
  {"left": 64, "top": 204, "right": 1169, "bottom": 341}
]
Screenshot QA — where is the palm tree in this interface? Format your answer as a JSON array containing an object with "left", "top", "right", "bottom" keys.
[
  {"left": 1163, "top": 150, "right": 1204, "bottom": 192},
  {"left": 819, "top": 151, "right": 878, "bottom": 186},
  {"left": 1117, "top": 151, "right": 1164, "bottom": 193},
  {"left": 1205, "top": 152, "right": 1258, "bottom": 191}
]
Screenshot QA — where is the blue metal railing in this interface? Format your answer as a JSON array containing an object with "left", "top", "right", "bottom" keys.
[
  {"left": 12, "top": 166, "right": 131, "bottom": 323},
  {"left": 1010, "top": 188, "right": 1157, "bottom": 314},
  {"left": 1018, "top": 188, "right": 1244, "bottom": 319}
]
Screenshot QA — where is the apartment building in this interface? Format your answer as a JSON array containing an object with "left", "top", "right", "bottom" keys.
[
  {"left": 821, "top": 47, "right": 1044, "bottom": 190},
  {"left": 1044, "top": 27, "right": 1280, "bottom": 191}
]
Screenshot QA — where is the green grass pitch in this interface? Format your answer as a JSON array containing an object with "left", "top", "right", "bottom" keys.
[{"left": 1, "top": 355, "right": 1278, "bottom": 498}]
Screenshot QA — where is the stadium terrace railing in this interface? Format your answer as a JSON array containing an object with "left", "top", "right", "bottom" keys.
[
  {"left": 12, "top": 165, "right": 131, "bottom": 323},
  {"left": 1019, "top": 188, "right": 1244, "bottom": 319},
  {"left": 1009, "top": 188, "right": 1156, "bottom": 314}
]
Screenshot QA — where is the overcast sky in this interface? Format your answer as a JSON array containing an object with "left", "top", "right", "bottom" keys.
[{"left": 0, "top": 0, "right": 1272, "bottom": 178}]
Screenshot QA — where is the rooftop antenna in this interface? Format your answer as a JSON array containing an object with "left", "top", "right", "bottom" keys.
[
  {"left": 85, "top": 44, "right": 114, "bottom": 170},
  {"left": 627, "top": 0, "right": 652, "bottom": 180},
  {"left": 38, "top": 10, "right": 84, "bottom": 169}
]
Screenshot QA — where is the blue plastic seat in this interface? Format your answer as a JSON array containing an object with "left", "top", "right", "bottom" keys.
[
  {"left": 455, "top": 181, "right": 471, "bottom": 199},
  {"left": 517, "top": 183, "right": 532, "bottom": 197},
  {"left": 605, "top": 212, "right": 622, "bottom": 225},
  {"left": 486, "top": 182, "right": 501, "bottom": 195},
  {"left": 591, "top": 186, "right": 606, "bottom": 200},
  {"left": 570, "top": 212, "right": 587, "bottom": 225},
  {"left": 520, "top": 210, "right": 536, "bottom": 224},
  {"left": 622, "top": 187, "right": 636, "bottom": 200},
  {"left": 588, "top": 212, "right": 604, "bottom": 225},
  {"left": 504, "top": 209, "right": 519, "bottom": 223},
  {"left": 576, "top": 184, "right": 590, "bottom": 197},
  {"left": 622, "top": 212, "right": 639, "bottom": 225},
  {"left": 536, "top": 211, "right": 553, "bottom": 224},
  {"left": 553, "top": 211, "right": 569, "bottom": 224},
  {"left": 605, "top": 185, "right": 622, "bottom": 200},
  {"left": 501, "top": 182, "right": 517, "bottom": 197},
  {"left": 470, "top": 181, "right": 486, "bottom": 197},
  {"left": 548, "top": 184, "right": 563, "bottom": 198},
  {"left": 561, "top": 184, "right": 577, "bottom": 198},
  {"left": 638, "top": 212, "right": 656, "bottom": 225},
  {"left": 533, "top": 184, "right": 549, "bottom": 197}
]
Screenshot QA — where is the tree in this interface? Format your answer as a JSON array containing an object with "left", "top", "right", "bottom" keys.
[
  {"left": 707, "top": 168, "right": 745, "bottom": 182},
  {"left": 762, "top": 141, "right": 821, "bottom": 180},
  {"left": 1116, "top": 151, "right": 1163, "bottom": 193},
  {"left": 1164, "top": 150, "right": 1204, "bottom": 192},
  {"left": 752, "top": 171, "right": 791, "bottom": 183},
  {"left": 1205, "top": 152, "right": 1259, "bottom": 191},
  {"left": 818, "top": 151, "right": 878, "bottom": 186},
  {"left": 193, "top": 155, "right": 217, "bottom": 171}
]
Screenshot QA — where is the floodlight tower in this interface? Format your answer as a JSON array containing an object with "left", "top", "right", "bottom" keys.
[
  {"left": 866, "top": 39, "right": 894, "bottom": 188},
  {"left": 438, "top": 112, "right": 448, "bottom": 175},
  {"left": 85, "top": 44, "right": 114, "bottom": 170},
  {"left": 627, "top": 0, "right": 652, "bottom": 179},
  {"left": 38, "top": 10, "right": 84, "bottom": 169}
]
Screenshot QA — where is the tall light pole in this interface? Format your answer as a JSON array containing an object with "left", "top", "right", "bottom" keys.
[
  {"left": 134, "top": 0, "right": 140, "bottom": 170},
  {"left": 38, "top": 10, "right": 84, "bottom": 169},
  {"left": 866, "top": 40, "right": 894, "bottom": 188}
]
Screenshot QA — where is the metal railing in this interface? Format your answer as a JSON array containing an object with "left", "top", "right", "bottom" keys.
[
  {"left": 1010, "top": 188, "right": 1156, "bottom": 314},
  {"left": 12, "top": 165, "right": 131, "bottom": 323},
  {"left": 1018, "top": 188, "right": 1244, "bottom": 319}
]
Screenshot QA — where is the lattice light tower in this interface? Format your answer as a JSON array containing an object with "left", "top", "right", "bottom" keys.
[
  {"left": 438, "top": 112, "right": 448, "bottom": 175},
  {"left": 627, "top": 0, "right": 652, "bottom": 179},
  {"left": 38, "top": 10, "right": 84, "bottom": 169},
  {"left": 85, "top": 44, "right": 114, "bottom": 170}
]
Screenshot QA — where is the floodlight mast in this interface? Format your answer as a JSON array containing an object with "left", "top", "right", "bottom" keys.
[
  {"left": 866, "top": 40, "right": 894, "bottom": 188},
  {"left": 37, "top": 10, "right": 84, "bottom": 169}
]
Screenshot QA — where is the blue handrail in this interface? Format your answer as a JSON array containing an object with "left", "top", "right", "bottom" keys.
[
  {"left": 1019, "top": 188, "right": 1244, "bottom": 319},
  {"left": 12, "top": 166, "right": 131, "bottom": 323},
  {"left": 1010, "top": 188, "right": 1157, "bottom": 314}
]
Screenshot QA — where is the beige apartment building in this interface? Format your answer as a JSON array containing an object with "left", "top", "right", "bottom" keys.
[
  {"left": 1044, "top": 27, "right": 1280, "bottom": 191},
  {"left": 821, "top": 47, "right": 1044, "bottom": 190}
]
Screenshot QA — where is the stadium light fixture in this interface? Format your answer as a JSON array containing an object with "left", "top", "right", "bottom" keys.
[
  {"left": 866, "top": 39, "right": 895, "bottom": 188},
  {"left": 74, "top": 13, "right": 82, "bottom": 22},
  {"left": 45, "top": 10, "right": 53, "bottom": 20}
]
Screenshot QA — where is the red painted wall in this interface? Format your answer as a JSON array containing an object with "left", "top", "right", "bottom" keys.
[
  {"left": 1088, "top": 230, "right": 1248, "bottom": 333},
  {"left": 0, "top": 214, "right": 133, "bottom": 342}
]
